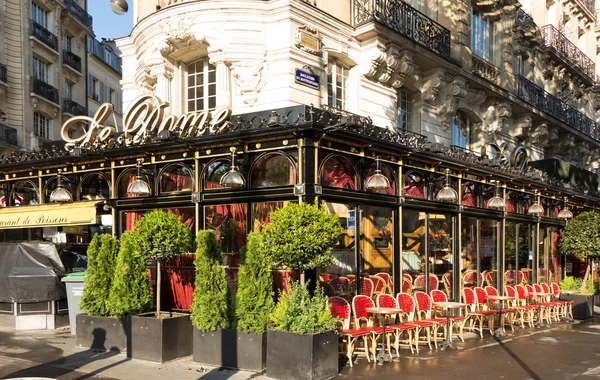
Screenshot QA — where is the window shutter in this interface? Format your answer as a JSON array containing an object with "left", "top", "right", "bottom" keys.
[
  {"left": 116, "top": 92, "right": 122, "bottom": 113},
  {"left": 99, "top": 82, "right": 105, "bottom": 103},
  {"left": 87, "top": 73, "right": 92, "bottom": 97}
]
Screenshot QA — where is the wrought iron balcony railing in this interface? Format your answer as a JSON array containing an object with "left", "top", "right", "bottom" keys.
[
  {"left": 0, "top": 63, "right": 6, "bottom": 83},
  {"left": 516, "top": 75, "right": 599, "bottom": 141},
  {"left": 62, "top": 98, "right": 86, "bottom": 116},
  {"left": 541, "top": 24, "right": 595, "bottom": 82},
  {"left": 0, "top": 124, "right": 17, "bottom": 146},
  {"left": 353, "top": 0, "right": 451, "bottom": 60},
  {"left": 30, "top": 21, "right": 58, "bottom": 51},
  {"left": 63, "top": 50, "right": 82, "bottom": 73},
  {"left": 64, "top": 0, "right": 93, "bottom": 28},
  {"left": 31, "top": 77, "right": 59, "bottom": 104},
  {"left": 514, "top": 8, "right": 534, "bottom": 27}
]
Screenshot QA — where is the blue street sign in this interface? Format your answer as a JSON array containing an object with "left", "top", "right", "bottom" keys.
[{"left": 295, "top": 68, "right": 319, "bottom": 89}]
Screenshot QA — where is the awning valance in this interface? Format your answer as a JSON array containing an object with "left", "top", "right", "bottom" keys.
[{"left": 0, "top": 201, "right": 103, "bottom": 229}]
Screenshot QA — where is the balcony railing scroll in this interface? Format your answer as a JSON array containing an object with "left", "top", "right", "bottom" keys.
[
  {"left": 353, "top": 0, "right": 451, "bottom": 60},
  {"left": 541, "top": 24, "right": 595, "bottom": 82},
  {"left": 64, "top": 0, "right": 93, "bottom": 28},
  {"left": 0, "top": 63, "right": 6, "bottom": 83},
  {"left": 63, "top": 50, "right": 82, "bottom": 73},
  {"left": 62, "top": 98, "right": 86, "bottom": 116},
  {"left": 516, "top": 75, "right": 599, "bottom": 141},
  {"left": 514, "top": 8, "right": 534, "bottom": 27},
  {"left": 30, "top": 21, "right": 58, "bottom": 51},
  {"left": 31, "top": 77, "right": 59, "bottom": 104},
  {"left": 0, "top": 124, "right": 17, "bottom": 146}
]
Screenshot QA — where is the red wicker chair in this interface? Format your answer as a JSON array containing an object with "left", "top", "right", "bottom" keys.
[
  {"left": 319, "top": 281, "right": 336, "bottom": 297},
  {"left": 442, "top": 272, "right": 452, "bottom": 297},
  {"left": 352, "top": 295, "right": 383, "bottom": 360},
  {"left": 361, "top": 278, "right": 374, "bottom": 298},
  {"left": 514, "top": 285, "right": 536, "bottom": 327},
  {"left": 375, "top": 273, "right": 391, "bottom": 292},
  {"left": 371, "top": 276, "right": 387, "bottom": 296},
  {"left": 414, "top": 291, "right": 446, "bottom": 348},
  {"left": 540, "top": 282, "right": 561, "bottom": 322},
  {"left": 396, "top": 292, "right": 434, "bottom": 353},
  {"left": 533, "top": 283, "right": 553, "bottom": 324},
  {"left": 414, "top": 275, "right": 427, "bottom": 291},
  {"left": 376, "top": 294, "right": 416, "bottom": 356},
  {"left": 485, "top": 286, "right": 515, "bottom": 332},
  {"left": 521, "top": 269, "right": 532, "bottom": 284},
  {"left": 484, "top": 270, "right": 497, "bottom": 287},
  {"left": 430, "top": 289, "right": 466, "bottom": 341},
  {"left": 474, "top": 287, "right": 499, "bottom": 335},
  {"left": 463, "top": 270, "right": 482, "bottom": 287},
  {"left": 402, "top": 277, "right": 412, "bottom": 294},
  {"left": 551, "top": 282, "right": 572, "bottom": 319},
  {"left": 462, "top": 287, "right": 496, "bottom": 337},
  {"left": 403, "top": 273, "right": 413, "bottom": 283},
  {"left": 328, "top": 296, "right": 372, "bottom": 367}
]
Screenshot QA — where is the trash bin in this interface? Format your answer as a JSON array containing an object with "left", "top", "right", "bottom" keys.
[{"left": 61, "top": 272, "right": 86, "bottom": 336}]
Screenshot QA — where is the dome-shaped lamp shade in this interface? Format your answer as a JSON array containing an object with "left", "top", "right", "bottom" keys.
[
  {"left": 435, "top": 169, "right": 457, "bottom": 202},
  {"left": 110, "top": 0, "right": 128, "bottom": 15},
  {"left": 557, "top": 208, "right": 573, "bottom": 219},
  {"left": 366, "top": 157, "right": 391, "bottom": 191},
  {"left": 487, "top": 181, "right": 505, "bottom": 209},
  {"left": 50, "top": 187, "right": 72, "bottom": 203},
  {"left": 527, "top": 203, "right": 544, "bottom": 215},
  {"left": 220, "top": 168, "right": 246, "bottom": 189},
  {"left": 127, "top": 176, "right": 151, "bottom": 195}
]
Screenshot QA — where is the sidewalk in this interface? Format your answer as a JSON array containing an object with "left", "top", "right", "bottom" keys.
[{"left": 1, "top": 314, "right": 600, "bottom": 380}]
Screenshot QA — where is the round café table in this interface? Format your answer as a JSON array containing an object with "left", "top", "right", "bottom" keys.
[
  {"left": 488, "top": 295, "right": 514, "bottom": 336},
  {"left": 366, "top": 307, "right": 402, "bottom": 365},
  {"left": 432, "top": 301, "right": 465, "bottom": 350}
]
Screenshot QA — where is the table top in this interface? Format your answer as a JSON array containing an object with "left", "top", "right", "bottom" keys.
[
  {"left": 488, "top": 295, "right": 514, "bottom": 301},
  {"left": 433, "top": 301, "right": 466, "bottom": 309},
  {"left": 366, "top": 307, "right": 402, "bottom": 315},
  {"left": 536, "top": 292, "right": 552, "bottom": 296}
]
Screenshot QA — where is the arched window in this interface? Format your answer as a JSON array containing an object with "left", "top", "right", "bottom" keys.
[
  {"left": 204, "top": 159, "right": 231, "bottom": 190},
  {"left": 320, "top": 155, "right": 356, "bottom": 189},
  {"left": 79, "top": 173, "right": 111, "bottom": 200},
  {"left": 117, "top": 168, "right": 152, "bottom": 198},
  {"left": 11, "top": 180, "right": 39, "bottom": 206},
  {"left": 250, "top": 152, "right": 297, "bottom": 188},
  {"left": 402, "top": 170, "right": 425, "bottom": 198},
  {"left": 159, "top": 164, "right": 194, "bottom": 194},
  {"left": 365, "top": 162, "right": 395, "bottom": 195}
]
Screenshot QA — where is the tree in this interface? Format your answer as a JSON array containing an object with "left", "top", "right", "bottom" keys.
[
  {"left": 559, "top": 211, "right": 600, "bottom": 291},
  {"left": 190, "top": 230, "right": 230, "bottom": 331},
  {"left": 107, "top": 231, "right": 152, "bottom": 319},
  {"left": 235, "top": 232, "right": 274, "bottom": 333},
  {"left": 262, "top": 201, "right": 343, "bottom": 284},
  {"left": 135, "top": 210, "right": 191, "bottom": 317},
  {"left": 79, "top": 234, "right": 119, "bottom": 316}
]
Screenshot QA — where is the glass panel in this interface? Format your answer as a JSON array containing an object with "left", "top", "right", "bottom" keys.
[
  {"left": 122, "top": 207, "right": 194, "bottom": 233},
  {"left": 204, "top": 160, "right": 230, "bottom": 190},
  {"left": 365, "top": 164, "right": 395, "bottom": 195},
  {"left": 320, "top": 155, "right": 356, "bottom": 189},
  {"left": 205, "top": 204, "right": 247, "bottom": 258},
  {"left": 44, "top": 176, "right": 74, "bottom": 204},
  {"left": 461, "top": 217, "right": 478, "bottom": 286},
  {"left": 538, "top": 227, "right": 547, "bottom": 283},
  {"left": 403, "top": 170, "right": 425, "bottom": 198},
  {"left": 519, "top": 224, "right": 533, "bottom": 284},
  {"left": 250, "top": 153, "right": 297, "bottom": 188},
  {"left": 80, "top": 173, "right": 110, "bottom": 200},
  {"left": 505, "top": 221, "right": 518, "bottom": 285},
  {"left": 361, "top": 206, "right": 393, "bottom": 276},
  {"left": 160, "top": 164, "right": 193, "bottom": 193},
  {"left": 429, "top": 213, "right": 453, "bottom": 298},
  {"left": 118, "top": 168, "right": 151, "bottom": 198},
  {"left": 480, "top": 219, "right": 498, "bottom": 287},
  {"left": 251, "top": 201, "right": 292, "bottom": 232},
  {"left": 548, "top": 227, "right": 560, "bottom": 285},
  {"left": 11, "top": 181, "right": 39, "bottom": 206},
  {"left": 402, "top": 209, "right": 424, "bottom": 290}
]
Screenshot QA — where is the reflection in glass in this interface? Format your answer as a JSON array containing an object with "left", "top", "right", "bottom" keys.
[
  {"left": 365, "top": 163, "right": 395, "bottom": 195},
  {"left": 250, "top": 153, "right": 297, "bottom": 188},
  {"left": 361, "top": 206, "right": 393, "bottom": 276},
  {"left": 123, "top": 207, "right": 195, "bottom": 232},
  {"left": 402, "top": 170, "right": 425, "bottom": 198},
  {"left": 538, "top": 227, "right": 547, "bottom": 283},
  {"left": 252, "top": 201, "right": 292, "bottom": 232},
  {"left": 12, "top": 180, "right": 39, "bottom": 206},
  {"left": 548, "top": 227, "right": 560, "bottom": 284},
  {"left": 160, "top": 164, "right": 193, "bottom": 193},
  {"left": 320, "top": 156, "right": 356, "bottom": 189},
  {"left": 480, "top": 219, "right": 498, "bottom": 287},
  {"left": 428, "top": 213, "right": 453, "bottom": 298},
  {"left": 80, "top": 173, "right": 110, "bottom": 200},
  {"left": 119, "top": 168, "right": 151, "bottom": 198},
  {"left": 204, "top": 160, "right": 230, "bottom": 190}
]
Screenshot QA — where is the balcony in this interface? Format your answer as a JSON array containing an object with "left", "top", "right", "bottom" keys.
[
  {"left": 30, "top": 21, "right": 58, "bottom": 52},
  {"left": 63, "top": 50, "right": 82, "bottom": 73},
  {"left": 541, "top": 24, "right": 595, "bottom": 83},
  {"left": 31, "top": 77, "right": 59, "bottom": 104},
  {"left": 515, "top": 75, "right": 600, "bottom": 141},
  {"left": 0, "top": 63, "right": 6, "bottom": 83},
  {"left": 62, "top": 98, "right": 86, "bottom": 116},
  {"left": 0, "top": 124, "right": 17, "bottom": 146},
  {"left": 514, "top": 8, "right": 534, "bottom": 27},
  {"left": 64, "top": 0, "right": 93, "bottom": 28},
  {"left": 353, "top": 0, "right": 451, "bottom": 60},
  {"left": 472, "top": 55, "right": 499, "bottom": 85}
]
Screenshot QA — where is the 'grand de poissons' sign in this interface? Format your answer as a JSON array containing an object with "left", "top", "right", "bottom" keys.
[{"left": 61, "top": 94, "right": 231, "bottom": 149}]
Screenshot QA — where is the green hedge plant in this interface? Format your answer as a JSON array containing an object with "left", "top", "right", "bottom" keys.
[
  {"left": 107, "top": 231, "right": 152, "bottom": 319},
  {"left": 235, "top": 232, "right": 274, "bottom": 333},
  {"left": 79, "top": 234, "right": 119, "bottom": 316},
  {"left": 135, "top": 210, "right": 191, "bottom": 317},
  {"left": 190, "top": 230, "right": 230, "bottom": 331}
]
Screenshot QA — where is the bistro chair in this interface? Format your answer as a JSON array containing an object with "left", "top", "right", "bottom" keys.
[
  {"left": 371, "top": 276, "right": 387, "bottom": 296},
  {"left": 533, "top": 283, "right": 554, "bottom": 324},
  {"left": 485, "top": 286, "right": 515, "bottom": 332},
  {"left": 360, "top": 278, "right": 374, "bottom": 298},
  {"left": 352, "top": 295, "right": 383, "bottom": 360},
  {"left": 319, "top": 274, "right": 331, "bottom": 282},
  {"left": 319, "top": 281, "right": 336, "bottom": 297},
  {"left": 414, "top": 291, "right": 446, "bottom": 348},
  {"left": 521, "top": 269, "right": 532, "bottom": 284},
  {"left": 524, "top": 284, "right": 546, "bottom": 325},
  {"left": 338, "top": 276, "right": 349, "bottom": 291},
  {"left": 541, "top": 282, "right": 561, "bottom": 322},
  {"left": 396, "top": 293, "right": 434, "bottom": 353},
  {"left": 504, "top": 270, "right": 518, "bottom": 285},
  {"left": 387, "top": 276, "right": 394, "bottom": 294},
  {"left": 376, "top": 294, "right": 416, "bottom": 356},
  {"left": 463, "top": 270, "right": 481, "bottom": 287},
  {"left": 430, "top": 289, "right": 466, "bottom": 342},
  {"left": 328, "top": 296, "right": 372, "bottom": 367},
  {"left": 402, "top": 277, "right": 412, "bottom": 294},
  {"left": 442, "top": 272, "right": 452, "bottom": 297},
  {"left": 551, "top": 282, "right": 573, "bottom": 320},
  {"left": 413, "top": 275, "right": 427, "bottom": 292},
  {"left": 330, "top": 277, "right": 342, "bottom": 292},
  {"left": 474, "top": 287, "right": 499, "bottom": 335},
  {"left": 403, "top": 273, "right": 413, "bottom": 284},
  {"left": 484, "top": 270, "right": 497, "bottom": 287},
  {"left": 514, "top": 285, "right": 536, "bottom": 327},
  {"left": 505, "top": 285, "right": 534, "bottom": 328},
  {"left": 462, "top": 287, "right": 496, "bottom": 337},
  {"left": 375, "top": 272, "right": 391, "bottom": 287}
]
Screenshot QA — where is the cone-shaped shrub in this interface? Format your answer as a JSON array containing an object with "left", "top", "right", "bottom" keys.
[
  {"left": 79, "top": 234, "right": 119, "bottom": 316},
  {"left": 235, "top": 232, "right": 273, "bottom": 333},
  {"left": 107, "top": 231, "right": 152, "bottom": 319},
  {"left": 190, "top": 230, "right": 230, "bottom": 331}
]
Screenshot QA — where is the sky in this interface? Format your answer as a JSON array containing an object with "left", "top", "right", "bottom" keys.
[{"left": 88, "top": 1, "right": 134, "bottom": 40}]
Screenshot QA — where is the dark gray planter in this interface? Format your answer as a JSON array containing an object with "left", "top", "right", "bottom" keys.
[
  {"left": 561, "top": 293, "right": 595, "bottom": 320},
  {"left": 193, "top": 328, "right": 266, "bottom": 371},
  {"left": 266, "top": 330, "right": 338, "bottom": 380},
  {"left": 129, "top": 312, "right": 192, "bottom": 363},
  {"left": 76, "top": 314, "right": 130, "bottom": 352}
]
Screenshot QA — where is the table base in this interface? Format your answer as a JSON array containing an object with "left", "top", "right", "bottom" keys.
[
  {"left": 494, "top": 327, "right": 508, "bottom": 336},
  {"left": 439, "top": 340, "right": 459, "bottom": 350}
]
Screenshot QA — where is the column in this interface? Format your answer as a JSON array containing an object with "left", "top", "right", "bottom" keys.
[
  {"left": 150, "top": 63, "right": 174, "bottom": 112},
  {"left": 214, "top": 60, "right": 231, "bottom": 109}
]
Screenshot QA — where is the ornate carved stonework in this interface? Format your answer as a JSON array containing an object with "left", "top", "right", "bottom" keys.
[
  {"left": 294, "top": 25, "right": 322, "bottom": 56},
  {"left": 363, "top": 44, "right": 415, "bottom": 89},
  {"left": 569, "top": 141, "right": 590, "bottom": 163},
  {"left": 479, "top": 99, "right": 512, "bottom": 136},
  {"left": 157, "top": 14, "right": 194, "bottom": 57},
  {"left": 363, "top": 43, "right": 386, "bottom": 79},
  {"left": 513, "top": 113, "right": 533, "bottom": 141},
  {"left": 555, "top": 134, "right": 576, "bottom": 160},
  {"left": 437, "top": 76, "right": 468, "bottom": 130},
  {"left": 529, "top": 123, "right": 558, "bottom": 148},
  {"left": 230, "top": 61, "right": 268, "bottom": 106},
  {"left": 462, "top": 89, "right": 487, "bottom": 109},
  {"left": 588, "top": 90, "right": 600, "bottom": 112},
  {"left": 135, "top": 67, "right": 157, "bottom": 94},
  {"left": 420, "top": 68, "right": 447, "bottom": 102}
]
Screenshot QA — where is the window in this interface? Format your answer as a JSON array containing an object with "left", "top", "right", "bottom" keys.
[
  {"left": 187, "top": 58, "right": 216, "bottom": 112},
  {"left": 109, "top": 88, "right": 115, "bottom": 105},
  {"left": 64, "top": 35, "right": 72, "bottom": 52},
  {"left": 92, "top": 78, "right": 99, "bottom": 101},
  {"left": 452, "top": 112, "right": 469, "bottom": 149},
  {"left": 396, "top": 88, "right": 413, "bottom": 131},
  {"left": 64, "top": 82, "right": 73, "bottom": 100},
  {"left": 32, "top": 57, "right": 48, "bottom": 82},
  {"left": 327, "top": 59, "right": 348, "bottom": 109},
  {"left": 34, "top": 112, "right": 50, "bottom": 139},
  {"left": 471, "top": 11, "right": 493, "bottom": 61},
  {"left": 514, "top": 54, "right": 524, "bottom": 77},
  {"left": 31, "top": 2, "right": 48, "bottom": 28}
]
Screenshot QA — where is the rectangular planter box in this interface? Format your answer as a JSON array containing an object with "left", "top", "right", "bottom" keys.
[
  {"left": 129, "top": 312, "right": 192, "bottom": 363},
  {"left": 76, "top": 314, "right": 130, "bottom": 352},
  {"left": 266, "top": 330, "right": 338, "bottom": 380},
  {"left": 193, "top": 328, "right": 266, "bottom": 371},
  {"left": 561, "top": 293, "right": 595, "bottom": 320}
]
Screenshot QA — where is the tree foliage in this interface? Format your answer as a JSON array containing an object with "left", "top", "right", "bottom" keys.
[
  {"left": 262, "top": 201, "right": 343, "bottom": 271},
  {"left": 79, "top": 234, "right": 119, "bottom": 316},
  {"left": 107, "top": 231, "right": 152, "bottom": 319},
  {"left": 135, "top": 210, "right": 192, "bottom": 261},
  {"left": 559, "top": 211, "right": 600, "bottom": 260},
  {"left": 235, "top": 232, "right": 274, "bottom": 333},
  {"left": 190, "top": 230, "right": 230, "bottom": 331},
  {"left": 270, "top": 281, "right": 336, "bottom": 335}
]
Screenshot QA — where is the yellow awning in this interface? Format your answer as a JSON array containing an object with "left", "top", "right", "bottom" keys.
[{"left": 0, "top": 201, "right": 103, "bottom": 229}]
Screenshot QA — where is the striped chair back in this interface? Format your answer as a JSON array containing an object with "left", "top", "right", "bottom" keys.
[
  {"left": 352, "top": 295, "right": 375, "bottom": 328},
  {"left": 328, "top": 296, "right": 351, "bottom": 329},
  {"left": 485, "top": 286, "right": 499, "bottom": 297},
  {"left": 414, "top": 291, "right": 434, "bottom": 319},
  {"left": 430, "top": 289, "right": 447, "bottom": 303},
  {"left": 397, "top": 293, "right": 416, "bottom": 322},
  {"left": 361, "top": 278, "right": 374, "bottom": 298},
  {"left": 402, "top": 277, "right": 412, "bottom": 294},
  {"left": 371, "top": 276, "right": 387, "bottom": 295}
]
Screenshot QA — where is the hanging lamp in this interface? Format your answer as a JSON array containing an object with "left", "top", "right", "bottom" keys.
[
  {"left": 435, "top": 168, "right": 458, "bottom": 202},
  {"left": 527, "top": 189, "right": 544, "bottom": 215},
  {"left": 127, "top": 159, "right": 152, "bottom": 196},
  {"left": 487, "top": 181, "right": 505, "bottom": 209},
  {"left": 50, "top": 169, "right": 73, "bottom": 203},
  {"left": 557, "top": 196, "right": 573, "bottom": 220},
  {"left": 110, "top": 0, "right": 128, "bottom": 15},
  {"left": 220, "top": 148, "right": 246, "bottom": 189},
  {"left": 365, "top": 157, "right": 391, "bottom": 191}
]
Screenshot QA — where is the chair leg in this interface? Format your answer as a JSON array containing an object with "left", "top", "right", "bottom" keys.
[
  {"left": 363, "top": 336, "right": 371, "bottom": 363},
  {"left": 347, "top": 337, "right": 354, "bottom": 368},
  {"left": 413, "top": 327, "right": 421, "bottom": 354},
  {"left": 426, "top": 326, "right": 433, "bottom": 350}
]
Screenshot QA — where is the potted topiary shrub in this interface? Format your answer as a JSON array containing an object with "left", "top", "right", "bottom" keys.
[
  {"left": 128, "top": 210, "right": 193, "bottom": 363},
  {"left": 559, "top": 276, "right": 595, "bottom": 320},
  {"left": 262, "top": 201, "right": 343, "bottom": 380},
  {"left": 77, "top": 234, "right": 127, "bottom": 352},
  {"left": 191, "top": 230, "right": 231, "bottom": 366},
  {"left": 559, "top": 211, "right": 600, "bottom": 319},
  {"left": 267, "top": 281, "right": 338, "bottom": 380}
]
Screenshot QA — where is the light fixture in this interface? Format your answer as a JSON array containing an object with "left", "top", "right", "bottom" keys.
[
  {"left": 127, "top": 159, "right": 151, "bottom": 195},
  {"left": 50, "top": 169, "right": 72, "bottom": 203},
  {"left": 435, "top": 168, "right": 458, "bottom": 202},
  {"left": 487, "top": 181, "right": 505, "bottom": 209},
  {"left": 110, "top": 0, "right": 128, "bottom": 15},
  {"left": 365, "top": 157, "right": 391, "bottom": 191},
  {"left": 527, "top": 189, "right": 544, "bottom": 215},
  {"left": 557, "top": 196, "right": 573, "bottom": 220},
  {"left": 219, "top": 148, "right": 245, "bottom": 189}
]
